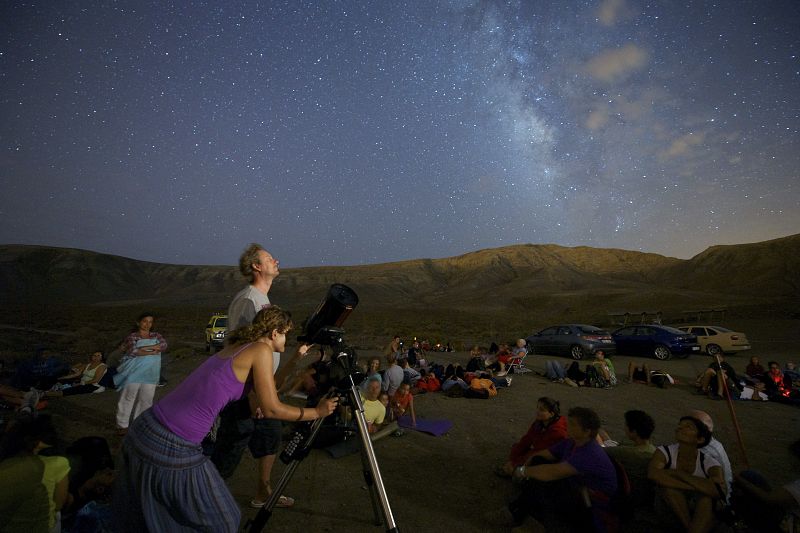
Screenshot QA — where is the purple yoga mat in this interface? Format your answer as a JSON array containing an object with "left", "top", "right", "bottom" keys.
[{"left": 397, "top": 416, "right": 453, "bottom": 436}]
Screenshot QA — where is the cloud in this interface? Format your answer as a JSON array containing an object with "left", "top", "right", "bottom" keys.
[
  {"left": 585, "top": 44, "right": 648, "bottom": 82},
  {"left": 597, "top": 0, "right": 636, "bottom": 26},
  {"left": 664, "top": 131, "right": 706, "bottom": 158},
  {"left": 586, "top": 106, "right": 610, "bottom": 130}
]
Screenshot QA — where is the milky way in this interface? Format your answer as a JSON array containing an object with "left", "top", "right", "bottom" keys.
[{"left": 1, "top": 1, "right": 798, "bottom": 266}]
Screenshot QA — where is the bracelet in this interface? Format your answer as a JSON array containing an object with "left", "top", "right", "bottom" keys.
[{"left": 296, "top": 407, "right": 304, "bottom": 421}]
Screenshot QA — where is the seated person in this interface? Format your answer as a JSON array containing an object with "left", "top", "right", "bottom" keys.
[
  {"left": 466, "top": 345, "right": 486, "bottom": 373},
  {"left": 606, "top": 410, "right": 656, "bottom": 508},
  {"left": 784, "top": 361, "right": 800, "bottom": 383},
  {"left": 48, "top": 351, "right": 107, "bottom": 396},
  {"left": 648, "top": 416, "right": 726, "bottom": 533},
  {"left": 696, "top": 354, "right": 743, "bottom": 398},
  {"left": 399, "top": 357, "right": 421, "bottom": 386},
  {"left": 496, "top": 397, "right": 567, "bottom": 476},
  {"left": 687, "top": 410, "right": 733, "bottom": 502},
  {"left": 406, "top": 341, "right": 422, "bottom": 368},
  {"left": 587, "top": 350, "right": 617, "bottom": 387},
  {"left": 511, "top": 339, "right": 527, "bottom": 358},
  {"left": 762, "top": 361, "right": 799, "bottom": 403},
  {"left": 391, "top": 383, "right": 416, "bottom": 426},
  {"left": 359, "top": 357, "right": 383, "bottom": 393},
  {"left": 745, "top": 356, "right": 765, "bottom": 380},
  {"left": 382, "top": 353, "right": 404, "bottom": 396},
  {"left": 361, "top": 379, "right": 387, "bottom": 433},
  {"left": 494, "top": 344, "right": 513, "bottom": 376},
  {"left": 505, "top": 407, "right": 617, "bottom": 530},
  {"left": 10, "top": 349, "right": 70, "bottom": 391},
  {"left": 414, "top": 369, "right": 440, "bottom": 393}
]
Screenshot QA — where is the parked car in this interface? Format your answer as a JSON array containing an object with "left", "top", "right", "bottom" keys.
[
  {"left": 205, "top": 313, "right": 228, "bottom": 352},
  {"left": 677, "top": 325, "right": 751, "bottom": 356},
  {"left": 612, "top": 325, "right": 700, "bottom": 360},
  {"left": 526, "top": 324, "right": 615, "bottom": 360}
]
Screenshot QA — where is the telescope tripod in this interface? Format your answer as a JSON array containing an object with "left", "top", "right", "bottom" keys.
[{"left": 245, "top": 374, "right": 399, "bottom": 533}]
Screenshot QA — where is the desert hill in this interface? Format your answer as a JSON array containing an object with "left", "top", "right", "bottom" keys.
[{"left": 0, "top": 235, "right": 797, "bottom": 347}]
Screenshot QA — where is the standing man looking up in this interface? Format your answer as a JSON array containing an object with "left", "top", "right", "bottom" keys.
[{"left": 211, "top": 243, "right": 304, "bottom": 509}]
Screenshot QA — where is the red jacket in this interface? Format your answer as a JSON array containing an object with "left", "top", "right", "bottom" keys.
[{"left": 508, "top": 416, "right": 568, "bottom": 466}]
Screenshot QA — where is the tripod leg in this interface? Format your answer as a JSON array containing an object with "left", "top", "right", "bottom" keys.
[
  {"left": 348, "top": 383, "right": 400, "bottom": 533},
  {"left": 246, "top": 415, "right": 327, "bottom": 533},
  {"left": 357, "top": 431, "right": 383, "bottom": 526}
]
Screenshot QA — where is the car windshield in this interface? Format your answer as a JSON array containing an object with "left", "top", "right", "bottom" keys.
[
  {"left": 215, "top": 317, "right": 228, "bottom": 328},
  {"left": 577, "top": 325, "right": 605, "bottom": 334},
  {"left": 661, "top": 326, "right": 686, "bottom": 335}
]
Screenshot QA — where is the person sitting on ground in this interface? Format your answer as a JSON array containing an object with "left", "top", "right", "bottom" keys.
[
  {"left": 382, "top": 352, "right": 404, "bottom": 397},
  {"left": 361, "top": 379, "right": 387, "bottom": 433},
  {"left": 648, "top": 415, "right": 726, "bottom": 533},
  {"left": 762, "top": 361, "right": 799, "bottom": 404},
  {"left": 587, "top": 350, "right": 617, "bottom": 387},
  {"left": 414, "top": 369, "right": 440, "bottom": 393},
  {"left": 696, "top": 353, "right": 743, "bottom": 399},
  {"left": 0, "top": 385, "right": 46, "bottom": 412},
  {"left": 359, "top": 357, "right": 383, "bottom": 393},
  {"left": 496, "top": 397, "right": 567, "bottom": 477},
  {"left": 504, "top": 407, "right": 617, "bottom": 530},
  {"left": 0, "top": 414, "right": 56, "bottom": 532},
  {"left": 441, "top": 364, "right": 468, "bottom": 393},
  {"left": 10, "top": 348, "right": 71, "bottom": 392},
  {"left": 687, "top": 410, "right": 733, "bottom": 501},
  {"left": 378, "top": 392, "right": 391, "bottom": 421},
  {"left": 48, "top": 351, "right": 107, "bottom": 396},
  {"left": 784, "top": 361, "right": 800, "bottom": 383},
  {"left": 391, "top": 383, "right": 416, "bottom": 426},
  {"left": 745, "top": 355, "right": 765, "bottom": 380},
  {"left": 466, "top": 345, "right": 486, "bottom": 373},
  {"left": 399, "top": 357, "right": 421, "bottom": 386},
  {"left": 606, "top": 410, "right": 656, "bottom": 508}
]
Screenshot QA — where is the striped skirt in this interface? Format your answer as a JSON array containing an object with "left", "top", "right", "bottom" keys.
[{"left": 113, "top": 409, "right": 241, "bottom": 532}]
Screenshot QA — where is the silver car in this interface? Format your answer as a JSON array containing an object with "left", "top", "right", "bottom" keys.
[{"left": 526, "top": 324, "right": 616, "bottom": 360}]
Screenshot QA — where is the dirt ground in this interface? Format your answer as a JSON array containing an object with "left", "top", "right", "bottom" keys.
[{"left": 22, "top": 318, "right": 800, "bottom": 532}]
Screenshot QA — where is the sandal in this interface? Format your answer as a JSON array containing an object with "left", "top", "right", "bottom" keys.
[{"left": 249, "top": 495, "right": 295, "bottom": 509}]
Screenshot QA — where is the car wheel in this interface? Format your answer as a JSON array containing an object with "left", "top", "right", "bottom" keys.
[
  {"left": 654, "top": 344, "right": 672, "bottom": 361},
  {"left": 570, "top": 345, "right": 584, "bottom": 360},
  {"left": 706, "top": 344, "right": 722, "bottom": 356}
]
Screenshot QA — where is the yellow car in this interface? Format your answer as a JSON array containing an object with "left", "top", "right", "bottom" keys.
[
  {"left": 205, "top": 313, "right": 228, "bottom": 353},
  {"left": 677, "top": 325, "right": 750, "bottom": 356}
]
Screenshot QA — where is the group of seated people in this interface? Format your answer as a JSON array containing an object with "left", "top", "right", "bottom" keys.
[
  {"left": 542, "top": 350, "right": 621, "bottom": 388},
  {"left": 696, "top": 354, "right": 800, "bottom": 404},
  {"left": 494, "top": 397, "right": 800, "bottom": 532},
  {"left": 0, "top": 412, "right": 116, "bottom": 532}
]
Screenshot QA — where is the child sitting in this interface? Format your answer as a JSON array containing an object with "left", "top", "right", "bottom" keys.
[{"left": 391, "top": 383, "right": 416, "bottom": 426}]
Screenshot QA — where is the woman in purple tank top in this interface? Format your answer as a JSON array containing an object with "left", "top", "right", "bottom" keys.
[{"left": 113, "top": 306, "right": 339, "bottom": 532}]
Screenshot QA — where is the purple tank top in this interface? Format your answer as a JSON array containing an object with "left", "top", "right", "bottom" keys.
[{"left": 153, "top": 343, "right": 251, "bottom": 443}]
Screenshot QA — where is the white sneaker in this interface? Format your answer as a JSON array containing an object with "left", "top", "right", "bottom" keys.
[{"left": 92, "top": 386, "right": 106, "bottom": 394}]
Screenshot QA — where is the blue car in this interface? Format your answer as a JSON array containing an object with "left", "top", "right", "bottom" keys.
[{"left": 611, "top": 325, "right": 701, "bottom": 360}]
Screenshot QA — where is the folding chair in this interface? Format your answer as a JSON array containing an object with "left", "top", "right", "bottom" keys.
[{"left": 507, "top": 349, "right": 532, "bottom": 374}]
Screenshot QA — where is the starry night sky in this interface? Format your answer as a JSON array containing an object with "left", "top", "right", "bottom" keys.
[{"left": 2, "top": 1, "right": 798, "bottom": 267}]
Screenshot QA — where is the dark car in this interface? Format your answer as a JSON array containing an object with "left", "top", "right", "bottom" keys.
[
  {"left": 526, "top": 324, "right": 616, "bottom": 360},
  {"left": 611, "top": 324, "right": 701, "bottom": 360}
]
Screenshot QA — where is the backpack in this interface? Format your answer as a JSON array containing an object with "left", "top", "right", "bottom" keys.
[{"left": 468, "top": 378, "right": 497, "bottom": 398}]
